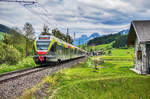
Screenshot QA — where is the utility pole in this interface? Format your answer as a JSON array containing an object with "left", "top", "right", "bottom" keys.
[
  {"left": 74, "top": 32, "right": 76, "bottom": 41},
  {"left": 66, "top": 28, "right": 69, "bottom": 42},
  {"left": 79, "top": 39, "right": 80, "bottom": 48},
  {"left": 67, "top": 28, "right": 69, "bottom": 36}
]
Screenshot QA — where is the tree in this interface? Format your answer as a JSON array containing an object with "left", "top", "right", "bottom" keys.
[
  {"left": 3, "top": 34, "right": 10, "bottom": 44},
  {"left": 9, "top": 27, "right": 24, "bottom": 45},
  {"left": 41, "top": 24, "right": 51, "bottom": 35},
  {"left": 52, "top": 28, "right": 73, "bottom": 44},
  {"left": 52, "top": 28, "right": 62, "bottom": 38},
  {"left": 66, "top": 35, "right": 73, "bottom": 44},
  {"left": 112, "top": 35, "right": 128, "bottom": 48},
  {"left": 23, "top": 22, "right": 35, "bottom": 57}
]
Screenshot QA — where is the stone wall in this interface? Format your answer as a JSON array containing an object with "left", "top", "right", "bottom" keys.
[{"left": 134, "top": 39, "right": 147, "bottom": 74}]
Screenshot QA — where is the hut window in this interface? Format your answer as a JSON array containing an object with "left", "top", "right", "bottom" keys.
[{"left": 137, "top": 50, "right": 142, "bottom": 60}]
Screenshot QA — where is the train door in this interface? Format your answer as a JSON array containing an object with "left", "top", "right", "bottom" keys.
[{"left": 50, "top": 43, "right": 56, "bottom": 61}]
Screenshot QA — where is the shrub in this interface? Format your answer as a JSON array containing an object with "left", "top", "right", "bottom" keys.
[
  {"left": 0, "top": 43, "right": 21, "bottom": 64},
  {"left": 15, "top": 44, "right": 25, "bottom": 57},
  {"left": 0, "top": 43, "right": 6, "bottom": 63}
]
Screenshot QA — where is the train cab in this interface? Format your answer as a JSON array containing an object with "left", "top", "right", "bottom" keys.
[{"left": 33, "top": 35, "right": 55, "bottom": 64}]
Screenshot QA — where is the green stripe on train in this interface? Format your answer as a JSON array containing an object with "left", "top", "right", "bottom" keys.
[
  {"left": 34, "top": 40, "right": 37, "bottom": 52},
  {"left": 47, "top": 38, "right": 56, "bottom": 52}
]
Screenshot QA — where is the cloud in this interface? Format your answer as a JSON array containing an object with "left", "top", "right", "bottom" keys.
[{"left": 0, "top": 0, "right": 150, "bottom": 38}]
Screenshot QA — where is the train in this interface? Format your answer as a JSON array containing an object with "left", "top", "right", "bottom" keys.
[{"left": 33, "top": 35, "right": 87, "bottom": 65}]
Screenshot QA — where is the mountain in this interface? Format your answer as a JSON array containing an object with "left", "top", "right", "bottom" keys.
[
  {"left": 87, "top": 29, "right": 129, "bottom": 46},
  {"left": 89, "top": 33, "right": 100, "bottom": 39},
  {"left": 73, "top": 33, "right": 100, "bottom": 45},
  {"left": 0, "top": 24, "right": 10, "bottom": 33},
  {"left": 118, "top": 29, "right": 129, "bottom": 35},
  {"left": 0, "top": 24, "right": 11, "bottom": 40}
]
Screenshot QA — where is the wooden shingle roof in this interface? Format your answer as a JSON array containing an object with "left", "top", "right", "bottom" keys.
[{"left": 128, "top": 20, "right": 150, "bottom": 45}]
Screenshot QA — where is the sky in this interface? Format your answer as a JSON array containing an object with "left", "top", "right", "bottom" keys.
[{"left": 0, "top": 0, "right": 150, "bottom": 38}]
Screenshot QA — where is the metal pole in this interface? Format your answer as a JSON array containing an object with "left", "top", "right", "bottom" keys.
[
  {"left": 66, "top": 28, "right": 69, "bottom": 42},
  {"left": 79, "top": 39, "right": 80, "bottom": 48},
  {"left": 74, "top": 32, "right": 75, "bottom": 41}
]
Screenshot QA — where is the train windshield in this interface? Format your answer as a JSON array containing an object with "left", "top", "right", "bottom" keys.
[{"left": 36, "top": 41, "right": 50, "bottom": 50}]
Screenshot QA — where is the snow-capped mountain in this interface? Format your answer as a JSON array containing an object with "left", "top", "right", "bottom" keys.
[
  {"left": 73, "top": 29, "right": 129, "bottom": 46},
  {"left": 89, "top": 33, "right": 100, "bottom": 39},
  {"left": 119, "top": 29, "right": 129, "bottom": 35}
]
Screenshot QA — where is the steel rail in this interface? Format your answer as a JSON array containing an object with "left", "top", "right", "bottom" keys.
[{"left": 0, "top": 56, "right": 85, "bottom": 83}]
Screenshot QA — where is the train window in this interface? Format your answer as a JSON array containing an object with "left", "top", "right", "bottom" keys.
[
  {"left": 57, "top": 45, "right": 63, "bottom": 55},
  {"left": 51, "top": 43, "right": 57, "bottom": 52},
  {"left": 36, "top": 41, "right": 50, "bottom": 50}
]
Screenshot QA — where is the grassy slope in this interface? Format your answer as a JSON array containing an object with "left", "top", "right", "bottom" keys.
[
  {"left": 0, "top": 32, "right": 4, "bottom": 40},
  {"left": 20, "top": 46, "right": 150, "bottom": 99},
  {"left": 0, "top": 57, "right": 36, "bottom": 74},
  {"left": 0, "top": 32, "right": 36, "bottom": 74},
  {"left": 48, "top": 48, "right": 150, "bottom": 99},
  {"left": 81, "top": 42, "right": 113, "bottom": 52},
  {"left": 91, "top": 42, "right": 113, "bottom": 51}
]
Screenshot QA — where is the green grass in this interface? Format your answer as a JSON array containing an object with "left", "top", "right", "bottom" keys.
[
  {"left": 0, "top": 57, "right": 36, "bottom": 74},
  {"left": 110, "top": 48, "right": 134, "bottom": 56},
  {"left": 0, "top": 32, "right": 4, "bottom": 40},
  {"left": 101, "top": 48, "right": 134, "bottom": 61},
  {"left": 83, "top": 42, "right": 113, "bottom": 52},
  {"left": 20, "top": 47, "right": 150, "bottom": 99},
  {"left": 40, "top": 47, "right": 150, "bottom": 99},
  {"left": 92, "top": 42, "right": 113, "bottom": 51},
  {"left": 82, "top": 42, "right": 133, "bottom": 55},
  {"left": 49, "top": 56, "right": 150, "bottom": 99},
  {"left": 54, "top": 77, "right": 150, "bottom": 99}
]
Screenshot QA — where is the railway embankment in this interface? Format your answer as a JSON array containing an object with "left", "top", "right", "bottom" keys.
[
  {"left": 0, "top": 57, "right": 86, "bottom": 99},
  {"left": 0, "top": 57, "right": 37, "bottom": 75}
]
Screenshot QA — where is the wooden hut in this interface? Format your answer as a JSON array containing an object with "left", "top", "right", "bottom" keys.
[{"left": 128, "top": 20, "right": 150, "bottom": 74}]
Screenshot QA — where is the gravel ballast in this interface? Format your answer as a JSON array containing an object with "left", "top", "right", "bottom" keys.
[{"left": 0, "top": 58, "right": 86, "bottom": 99}]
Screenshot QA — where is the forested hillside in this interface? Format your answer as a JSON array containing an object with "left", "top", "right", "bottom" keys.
[
  {"left": 88, "top": 33, "right": 128, "bottom": 48},
  {"left": 112, "top": 34, "right": 128, "bottom": 48},
  {"left": 88, "top": 33, "right": 120, "bottom": 46},
  {"left": 0, "top": 24, "right": 11, "bottom": 41},
  {"left": 0, "top": 23, "right": 35, "bottom": 65},
  {"left": 0, "top": 24, "right": 10, "bottom": 33}
]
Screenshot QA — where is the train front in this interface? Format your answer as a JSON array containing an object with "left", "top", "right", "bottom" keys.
[{"left": 33, "top": 35, "right": 53, "bottom": 64}]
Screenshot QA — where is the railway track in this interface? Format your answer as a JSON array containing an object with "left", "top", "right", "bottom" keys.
[
  {"left": 0, "top": 57, "right": 85, "bottom": 84},
  {"left": 0, "top": 57, "right": 86, "bottom": 99},
  {"left": 0, "top": 66, "right": 48, "bottom": 83}
]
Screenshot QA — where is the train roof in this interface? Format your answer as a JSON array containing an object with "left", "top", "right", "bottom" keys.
[{"left": 36, "top": 35, "right": 86, "bottom": 52}]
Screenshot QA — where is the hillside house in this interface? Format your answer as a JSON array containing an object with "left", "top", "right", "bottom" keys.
[{"left": 128, "top": 20, "right": 150, "bottom": 74}]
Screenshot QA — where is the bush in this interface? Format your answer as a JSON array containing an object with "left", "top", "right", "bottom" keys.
[
  {"left": 0, "top": 43, "right": 21, "bottom": 64},
  {"left": 15, "top": 44, "right": 26, "bottom": 57}
]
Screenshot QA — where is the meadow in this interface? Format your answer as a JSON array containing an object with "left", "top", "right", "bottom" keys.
[
  {"left": 0, "top": 32, "right": 4, "bottom": 40},
  {"left": 0, "top": 31, "right": 36, "bottom": 74},
  {"left": 0, "top": 57, "right": 36, "bottom": 74},
  {"left": 20, "top": 47, "right": 150, "bottom": 99}
]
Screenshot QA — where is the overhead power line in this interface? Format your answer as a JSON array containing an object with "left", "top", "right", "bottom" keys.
[
  {"left": 0, "top": 0, "right": 37, "bottom": 3},
  {"left": 20, "top": 1, "right": 57, "bottom": 29},
  {"left": 0, "top": 0, "right": 57, "bottom": 29},
  {"left": 21, "top": 3, "right": 52, "bottom": 26}
]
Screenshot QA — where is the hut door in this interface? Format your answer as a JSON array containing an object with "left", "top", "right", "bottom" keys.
[{"left": 147, "top": 44, "right": 150, "bottom": 72}]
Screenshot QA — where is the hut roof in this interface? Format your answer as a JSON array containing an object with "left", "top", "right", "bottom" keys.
[{"left": 128, "top": 20, "right": 150, "bottom": 45}]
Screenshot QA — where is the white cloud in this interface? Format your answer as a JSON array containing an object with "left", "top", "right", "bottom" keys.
[{"left": 0, "top": 0, "right": 150, "bottom": 38}]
